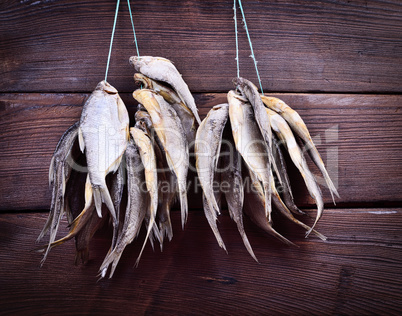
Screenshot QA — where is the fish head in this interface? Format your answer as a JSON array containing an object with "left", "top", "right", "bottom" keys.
[
  {"left": 212, "top": 103, "right": 229, "bottom": 111},
  {"left": 133, "top": 73, "right": 152, "bottom": 89},
  {"left": 232, "top": 77, "right": 258, "bottom": 95},
  {"left": 135, "top": 110, "right": 153, "bottom": 130},
  {"left": 129, "top": 56, "right": 172, "bottom": 70},
  {"left": 227, "top": 90, "right": 247, "bottom": 103},
  {"left": 96, "top": 80, "right": 118, "bottom": 94}
]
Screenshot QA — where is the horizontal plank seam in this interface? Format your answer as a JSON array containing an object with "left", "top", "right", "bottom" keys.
[
  {"left": 1, "top": 206, "right": 401, "bottom": 214},
  {"left": 2, "top": 91, "right": 402, "bottom": 95}
]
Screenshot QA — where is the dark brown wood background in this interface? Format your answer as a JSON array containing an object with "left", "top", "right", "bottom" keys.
[{"left": 1, "top": 0, "right": 401, "bottom": 314}]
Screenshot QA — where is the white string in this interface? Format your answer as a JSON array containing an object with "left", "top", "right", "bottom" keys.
[
  {"left": 105, "top": 0, "right": 121, "bottom": 82},
  {"left": 235, "top": 0, "right": 264, "bottom": 94},
  {"left": 234, "top": 0, "right": 239, "bottom": 78},
  {"left": 127, "top": 0, "right": 140, "bottom": 57}
]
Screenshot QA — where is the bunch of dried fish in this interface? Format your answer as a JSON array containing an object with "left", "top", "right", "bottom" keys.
[
  {"left": 38, "top": 56, "right": 199, "bottom": 278},
  {"left": 195, "top": 77, "right": 337, "bottom": 261},
  {"left": 38, "top": 57, "right": 335, "bottom": 276}
]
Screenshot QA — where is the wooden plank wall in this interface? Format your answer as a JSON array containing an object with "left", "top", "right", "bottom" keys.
[{"left": 0, "top": 0, "right": 401, "bottom": 314}]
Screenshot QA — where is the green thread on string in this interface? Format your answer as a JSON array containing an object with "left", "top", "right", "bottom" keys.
[
  {"left": 127, "top": 0, "right": 140, "bottom": 57},
  {"left": 233, "top": 0, "right": 239, "bottom": 79},
  {"left": 105, "top": 0, "right": 121, "bottom": 82},
  {"left": 235, "top": 0, "right": 264, "bottom": 94}
]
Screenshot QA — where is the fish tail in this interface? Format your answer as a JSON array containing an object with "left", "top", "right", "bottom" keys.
[
  {"left": 93, "top": 185, "right": 116, "bottom": 223},
  {"left": 99, "top": 248, "right": 123, "bottom": 279},
  {"left": 135, "top": 214, "right": 156, "bottom": 267},
  {"left": 203, "top": 195, "right": 227, "bottom": 252},
  {"left": 305, "top": 198, "right": 324, "bottom": 238},
  {"left": 263, "top": 182, "right": 272, "bottom": 223},
  {"left": 178, "top": 182, "right": 188, "bottom": 229},
  {"left": 234, "top": 219, "right": 258, "bottom": 262}
]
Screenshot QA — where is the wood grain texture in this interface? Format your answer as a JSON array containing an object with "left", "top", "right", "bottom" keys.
[
  {"left": 0, "top": 209, "right": 401, "bottom": 315},
  {"left": 1, "top": 0, "right": 401, "bottom": 93},
  {"left": 0, "top": 92, "right": 401, "bottom": 211}
]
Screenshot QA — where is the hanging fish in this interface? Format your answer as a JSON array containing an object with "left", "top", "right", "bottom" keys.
[
  {"left": 134, "top": 73, "right": 197, "bottom": 144},
  {"left": 133, "top": 89, "right": 189, "bottom": 228},
  {"left": 38, "top": 121, "right": 79, "bottom": 261},
  {"left": 233, "top": 77, "right": 281, "bottom": 183},
  {"left": 265, "top": 107, "right": 323, "bottom": 236},
  {"left": 99, "top": 140, "right": 148, "bottom": 278},
  {"left": 261, "top": 95, "right": 339, "bottom": 202},
  {"left": 130, "top": 126, "right": 159, "bottom": 266},
  {"left": 78, "top": 80, "right": 130, "bottom": 224},
  {"left": 228, "top": 90, "right": 272, "bottom": 222},
  {"left": 135, "top": 110, "right": 175, "bottom": 246},
  {"left": 195, "top": 103, "right": 229, "bottom": 251},
  {"left": 130, "top": 56, "right": 201, "bottom": 125},
  {"left": 220, "top": 137, "right": 257, "bottom": 262}
]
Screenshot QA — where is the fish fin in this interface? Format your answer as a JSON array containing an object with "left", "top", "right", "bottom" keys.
[
  {"left": 263, "top": 181, "right": 272, "bottom": 223},
  {"left": 78, "top": 127, "right": 85, "bottom": 153},
  {"left": 272, "top": 190, "right": 326, "bottom": 241},
  {"left": 108, "top": 154, "right": 123, "bottom": 174},
  {"left": 49, "top": 156, "right": 55, "bottom": 187},
  {"left": 203, "top": 195, "right": 227, "bottom": 252},
  {"left": 178, "top": 182, "right": 188, "bottom": 229},
  {"left": 38, "top": 203, "right": 94, "bottom": 253},
  {"left": 116, "top": 97, "right": 128, "bottom": 123},
  {"left": 135, "top": 218, "right": 154, "bottom": 267},
  {"left": 93, "top": 185, "right": 116, "bottom": 222},
  {"left": 230, "top": 211, "right": 258, "bottom": 262}
]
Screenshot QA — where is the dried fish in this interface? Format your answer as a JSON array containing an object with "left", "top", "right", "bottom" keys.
[
  {"left": 233, "top": 77, "right": 280, "bottom": 183},
  {"left": 135, "top": 110, "right": 175, "bottom": 245},
  {"left": 133, "top": 89, "right": 189, "bottom": 228},
  {"left": 221, "top": 138, "right": 257, "bottom": 261},
  {"left": 272, "top": 135, "right": 305, "bottom": 216},
  {"left": 99, "top": 141, "right": 148, "bottom": 278},
  {"left": 130, "top": 127, "right": 159, "bottom": 265},
  {"left": 38, "top": 121, "right": 79, "bottom": 261},
  {"left": 130, "top": 56, "right": 201, "bottom": 125},
  {"left": 243, "top": 172, "right": 296, "bottom": 247},
  {"left": 228, "top": 90, "right": 272, "bottom": 222},
  {"left": 195, "top": 103, "right": 229, "bottom": 250},
  {"left": 78, "top": 81, "right": 129, "bottom": 224},
  {"left": 266, "top": 107, "right": 323, "bottom": 236},
  {"left": 38, "top": 175, "right": 96, "bottom": 257},
  {"left": 261, "top": 95, "right": 339, "bottom": 202},
  {"left": 134, "top": 73, "right": 197, "bottom": 144}
]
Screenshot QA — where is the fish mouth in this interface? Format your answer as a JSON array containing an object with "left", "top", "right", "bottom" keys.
[{"left": 96, "top": 80, "right": 118, "bottom": 94}]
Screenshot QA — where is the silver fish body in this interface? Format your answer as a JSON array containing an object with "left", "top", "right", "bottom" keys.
[
  {"left": 133, "top": 89, "right": 189, "bottom": 228},
  {"left": 233, "top": 77, "right": 280, "bottom": 183},
  {"left": 228, "top": 90, "right": 272, "bottom": 222},
  {"left": 221, "top": 138, "right": 257, "bottom": 262},
  {"left": 39, "top": 121, "right": 79, "bottom": 262},
  {"left": 195, "top": 103, "right": 229, "bottom": 251},
  {"left": 78, "top": 81, "right": 129, "bottom": 224},
  {"left": 130, "top": 127, "right": 159, "bottom": 266},
  {"left": 266, "top": 107, "right": 323, "bottom": 236},
  {"left": 261, "top": 95, "right": 339, "bottom": 202},
  {"left": 99, "top": 141, "right": 148, "bottom": 278}
]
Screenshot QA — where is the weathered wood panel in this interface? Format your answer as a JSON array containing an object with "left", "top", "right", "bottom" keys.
[
  {"left": 1, "top": 92, "right": 401, "bottom": 211},
  {"left": 0, "top": 209, "right": 401, "bottom": 315},
  {"left": 1, "top": 0, "right": 401, "bottom": 93}
]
